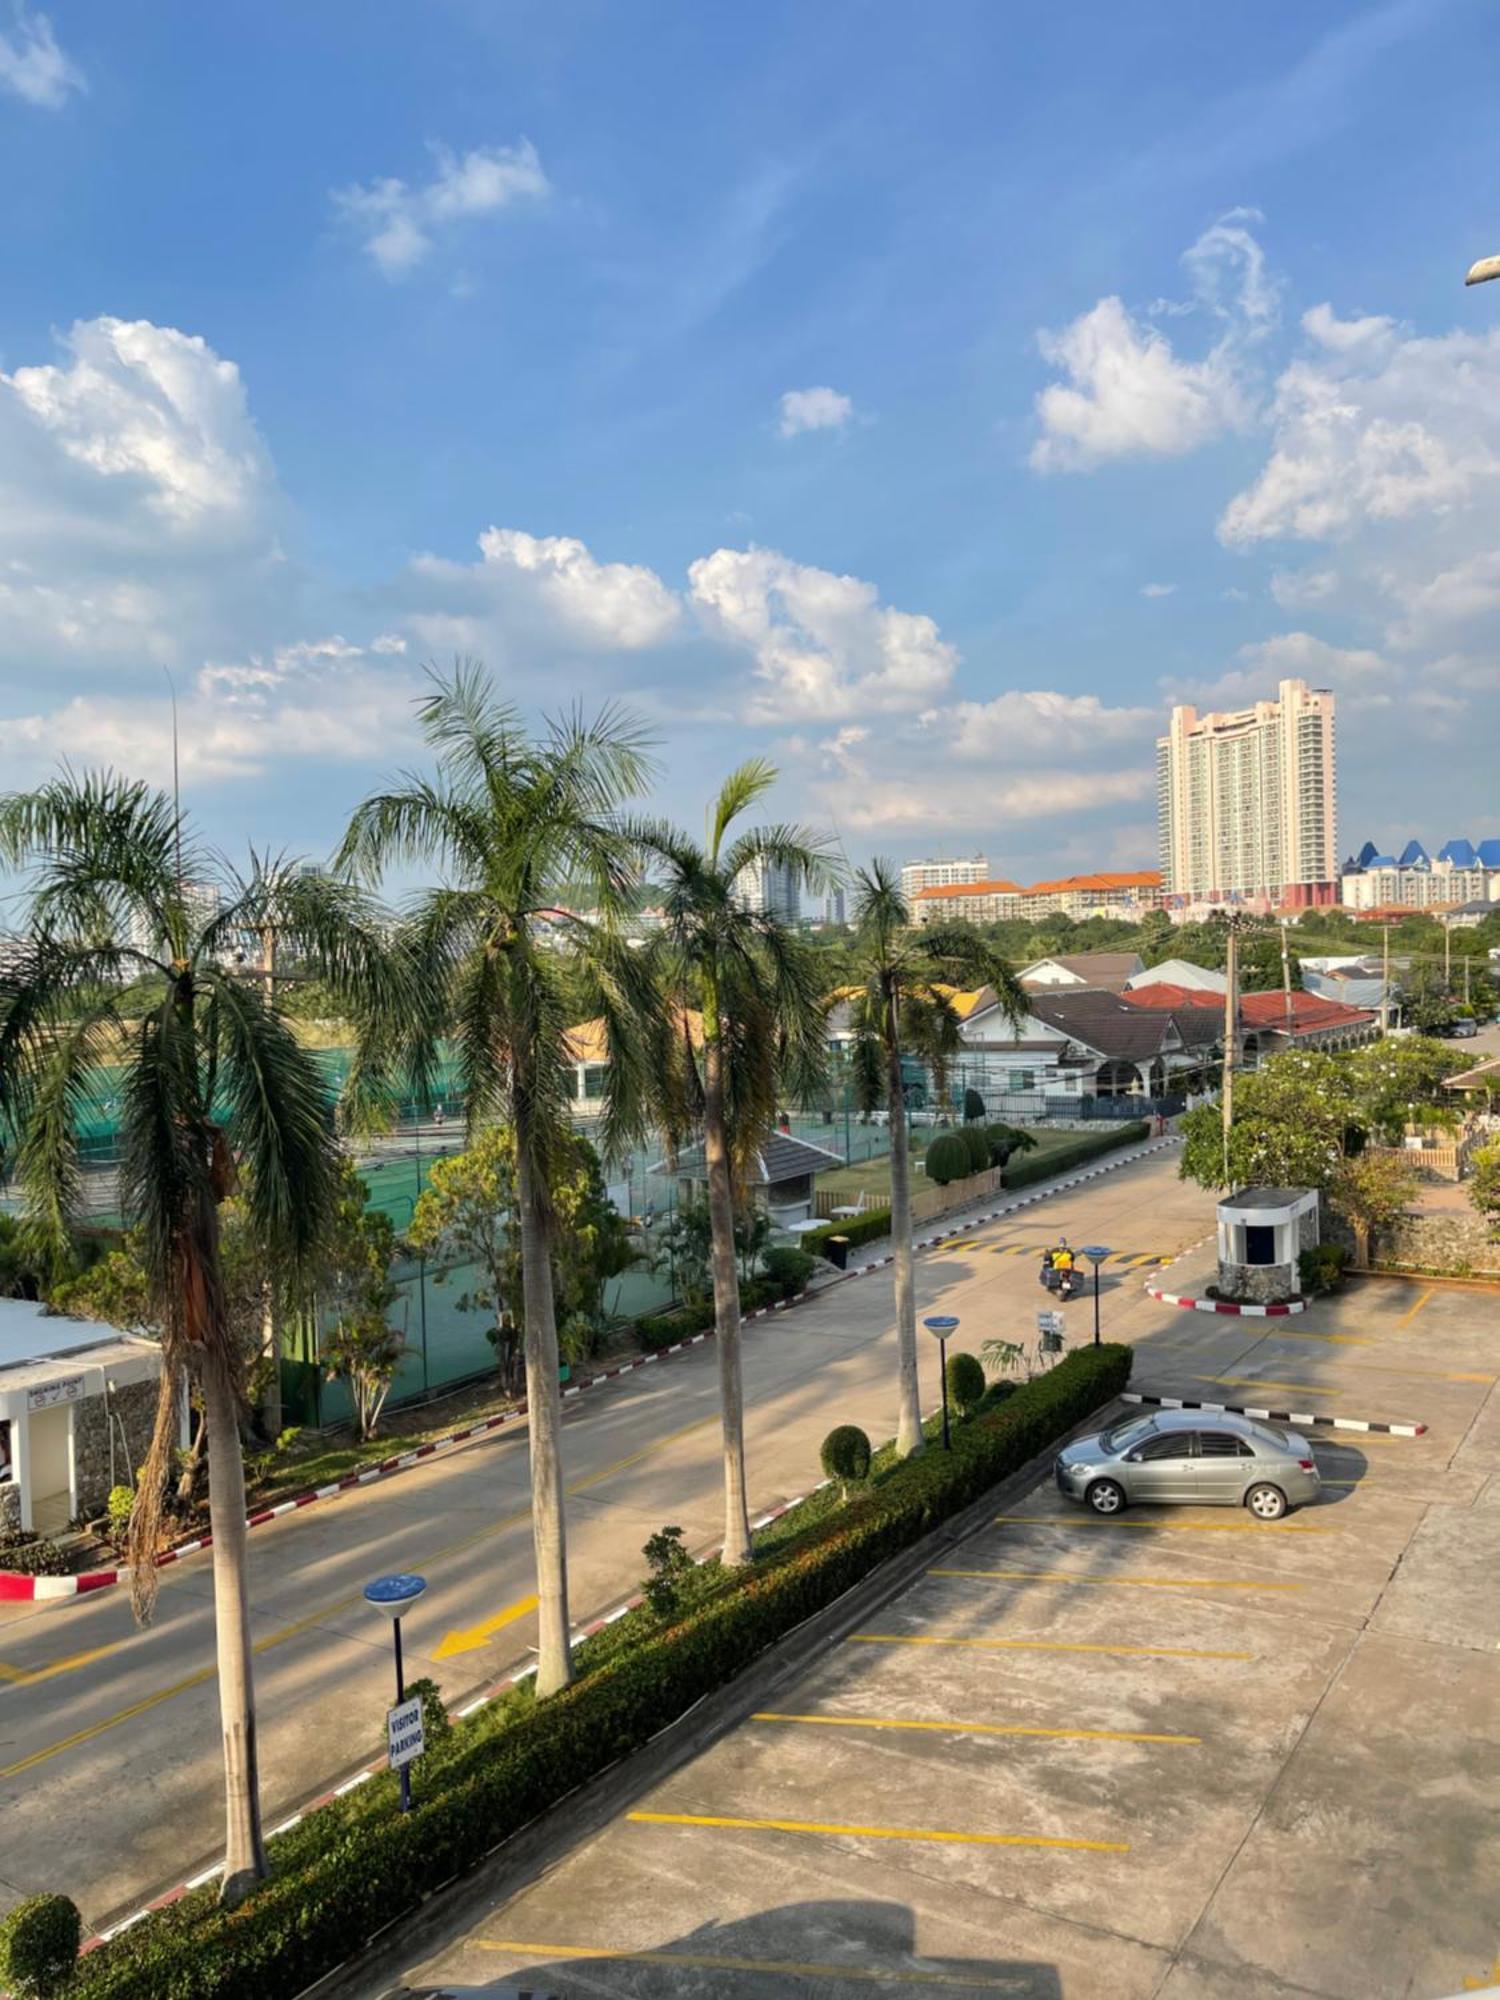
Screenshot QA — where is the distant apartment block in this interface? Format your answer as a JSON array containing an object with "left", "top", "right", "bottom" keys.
[
  {"left": 898, "top": 854, "right": 990, "bottom": 901},
  {"left": 733, "top": 853, "right": 801, "bottom": 924},
  {"left": 1157, "top": 677, "right": 1337, "bottom": 906},
  {"left": 822, "top": 886, "right": 847, "bottom": 926},
  {"left": 1340, "top": 836, "right": 1500, "bottom": 912},
  {"left": 908, "top": 870, "right": 1163, "bottom": 927}
]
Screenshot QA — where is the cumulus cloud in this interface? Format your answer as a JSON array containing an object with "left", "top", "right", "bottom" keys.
[
  {"left": 1269, "top": 567, "right": 1337, "bottom": 609},
  {"left": 0, "top": 6, "right": 83, "bottom": 108},
  {"left": 333, "top": 140, "right": 548, "bottom": 277},
  {"left": 1140, "top": 581, "right": 1176, "bottom": 598},
  {"left": 688, "top": 547, "right": 955, "bottom": 723},
  {"left": 777, "top": 386, "right": 855, "bottom": 437},
  {"left": 941, "top": 689, "right": 1156, "bottom": 760},
  {"left": 1031, "top": 212, "right": 1271, "bottom": 472}
]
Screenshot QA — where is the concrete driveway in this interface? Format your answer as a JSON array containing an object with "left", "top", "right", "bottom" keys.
[{"left": 387, "top": 1270, "right": 1500, "bottom": 2000}]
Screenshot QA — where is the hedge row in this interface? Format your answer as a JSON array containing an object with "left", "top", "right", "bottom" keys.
[
  {"left": 798, "top": 1206, "right": 893, "bottom": 1257},
  {"left": 72, "top": 1342, "right": 1132, "bottom": 2000},
  {"left": 999, "top": 1120, "right": 1150, "bottom": 1188}
]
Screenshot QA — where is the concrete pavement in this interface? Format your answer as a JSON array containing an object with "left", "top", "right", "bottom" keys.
[{"left": 0, "top": 1145, "right": 1213, "bottom": 1929}]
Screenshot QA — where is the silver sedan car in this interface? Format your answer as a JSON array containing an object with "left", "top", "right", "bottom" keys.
[{"left": 1055, "top": 1408, "right": 1321, "bottom": 1521}]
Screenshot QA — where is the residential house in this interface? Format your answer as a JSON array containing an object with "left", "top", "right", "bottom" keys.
[
  {"left": 1017, "top": 951, "right": 1145, "bottom": 995},
  {"left": 1125, "top": 958, "right": 1228, "bottom": 996}
]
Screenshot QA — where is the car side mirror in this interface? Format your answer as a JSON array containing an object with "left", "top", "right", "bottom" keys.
[{"left": 1124, "top": 1451, "right": 1144, "bottom": 1463}]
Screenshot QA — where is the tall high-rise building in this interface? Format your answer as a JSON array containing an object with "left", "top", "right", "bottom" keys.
[
  {"left": 898, "top": 854, "right": 989, "bottom": 901},
  {"left": 1156, "top": 678, "right": 1337, "bottom": 905},
  {"left": 733, "top": 854, "right": 801, "bottom": 924},
  {"left": 822, "top": 886, "right": 847, "bottom": 926}
]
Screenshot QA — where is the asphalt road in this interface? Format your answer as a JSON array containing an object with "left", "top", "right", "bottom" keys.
[{"left": 0, "top": 1145, "right": 1213, "bottom": 1929}]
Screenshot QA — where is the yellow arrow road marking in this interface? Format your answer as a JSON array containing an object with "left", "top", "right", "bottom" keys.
[{"left": 434, "top": 1593, "right": 538, "bottom": 1661}]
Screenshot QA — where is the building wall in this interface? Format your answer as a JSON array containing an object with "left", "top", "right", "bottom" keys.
[
  {"left": 72, "top": 1378, "right": 160, "bottom": 1518},
  {"left": 1157, "top": 677, "right": 1337, "bottom": 901},
  {"left": 898, "top": 856, "right": 989, "bottom": 898}
]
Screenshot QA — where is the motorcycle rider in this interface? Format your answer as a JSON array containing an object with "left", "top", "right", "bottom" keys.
[{"left": 1050, "top": 1239, "right": 1075, "bottom": 1275}]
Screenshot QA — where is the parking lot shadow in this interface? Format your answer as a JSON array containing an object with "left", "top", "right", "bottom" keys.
[{"left": 409, "top": 1899, "right": 1061, "bottom": 1996}]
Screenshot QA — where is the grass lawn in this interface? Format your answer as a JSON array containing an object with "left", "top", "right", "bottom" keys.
[{"left": 815, "top": 1125, "right": 1084, "bottom": 1205}]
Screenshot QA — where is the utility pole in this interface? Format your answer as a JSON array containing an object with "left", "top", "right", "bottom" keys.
[
  {"left": 1380, "top": 922, "right": 1392, "bottom": 1034},
  {"left": 1221, "top": 914, "right": 1239, "bottom": 1186},
  {"left": 1279, "top": 918, "right": 1295, "bottom": 1042},
  {"left": 1443, "top": 917, "right": 1452, "bottom": 990}
]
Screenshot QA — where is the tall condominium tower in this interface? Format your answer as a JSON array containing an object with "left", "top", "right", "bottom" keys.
[
  {"left": 1156, "top": 678, "right": 1337, "bottom": 905},
  {"left": 898, "top": 854, "right": 989, "bottom": 901}
]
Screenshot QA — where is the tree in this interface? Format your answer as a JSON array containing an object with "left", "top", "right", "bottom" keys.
[
  {"left": 408, "top": 1126, "right": 524, "bottom": 1390},
  {"left": 840, "top": 863, "right": 1025, "bottom": 1455},
  {"left": 339, "top": 663, "right": 658, "bottom": 1696},
  {"left": 642, "top": 763, "right": 832, "bottom": 1564},
  {"left": 1179, "top": 1050, "right": 1360, "bottom": 1193},
  {"left": 318, "top": 1163, "right": 402, "bottom": 1439},
  {"left": 1342, "top": 1036, "right": 1462, "bottom": 1142},
  {"left": 0, "top": 775, "right": 400, "bottom": 1904},
  {"left": 1470, "top": 1142, "right": 1500, "bottom": 1239},
  {"left": 1330, "top": 1151, "right": 1420, "bottom": 1269}
]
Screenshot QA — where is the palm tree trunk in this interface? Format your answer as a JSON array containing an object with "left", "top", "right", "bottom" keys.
[
  {"left": 201, "top": 1346, "right": 268, "bottom": 1905},
  {"left": 514, "top": 1127, "right": 573, "bottom": 1697},
  {"left": 886, "top": 1018, "right": 924, "bottom": 1457},
  {"left": 702, "top": 1017, "right": 753, "bottom": 1566}
]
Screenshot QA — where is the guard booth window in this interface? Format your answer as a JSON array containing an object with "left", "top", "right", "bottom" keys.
[{"left": 1244, "top": 1224, "right": 1276, "bottom": 1266}]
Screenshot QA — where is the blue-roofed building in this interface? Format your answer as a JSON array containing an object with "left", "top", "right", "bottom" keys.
[
  {"left": 1342, "top": 836, "right": 1500, "bottom": 913},
  {"left": 1398, "top": 839, "right": 1430, "bottom": 868},
  {"left": 1478, "top": 839, "right": 1500, "bottom": 869},
  {"left": 1438, "top": 838, "right": 1478, "bottom": 869}
]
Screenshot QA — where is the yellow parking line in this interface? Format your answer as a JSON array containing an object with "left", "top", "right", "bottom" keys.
[
  {"left": 479, "top": 1941, "right": 1035, "bottom": 1989},
  {"left": 1253, "top": 1327, "right": 1377, "bottom": 1347},
  {"left": 1398, "top": 1288, "right": 1435, "bottom": 1326},
  {"left": 932, "top": 1567, "right": 1302, "bottom": 1592},
  {"left": 627, "top": 1809, "right": 1127, "bottom": 1853},
  {"left": 753, "top": 1711, "right": 1202, "bottom": 1746},
  {"left": 850, "top": 1632, "right": 1253, "bottom": 1661},
  {"left": 994, "top": 1513, "right": 1327, "bottom": 1535}
]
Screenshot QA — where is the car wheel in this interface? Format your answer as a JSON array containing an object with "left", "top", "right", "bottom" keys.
[
  {"left": 1245, "top": 1482, "right": 1287, "bottom": 1521},
  {"left": 1086, "top": 1478, "right": 1126, "bottom": 1516}
]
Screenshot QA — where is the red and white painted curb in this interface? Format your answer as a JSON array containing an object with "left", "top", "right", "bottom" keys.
[
  {"left": 1122, "top": 1389, "right": 1426, "bottom": 1438},
  {"left": 89, "top": 1481, "right": 834, "bottom": 1948},
  {"left": 1145, "top": 1281, "right": 1306, "bottom": 1317},
  {"left": 8, "top": 1134, "right": 1176, "bottom": 1604}
]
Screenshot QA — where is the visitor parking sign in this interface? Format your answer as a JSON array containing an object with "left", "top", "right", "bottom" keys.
[{"left": 387, "top": 1696, "right": 425, "bottom": 1771}]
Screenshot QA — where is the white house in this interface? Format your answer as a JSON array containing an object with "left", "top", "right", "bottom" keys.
[{"left": 1125, "top": 958, "right": 1228, "bottom": 996}]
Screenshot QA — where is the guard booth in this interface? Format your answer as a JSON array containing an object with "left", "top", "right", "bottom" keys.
[
  {"left": 1215, "top": 1187, "right": 1320, "bottom": 1305},
  {"left": 0, "top": 1300, "right": 164, "bottom": 1539}
]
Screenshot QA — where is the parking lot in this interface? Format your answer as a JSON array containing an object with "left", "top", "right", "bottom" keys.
[{"left": 387, "top": 1270, "right": 1500, "bottom": 2000}]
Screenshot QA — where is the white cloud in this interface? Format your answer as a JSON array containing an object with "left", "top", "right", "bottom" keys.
[
  {"left": 1140, "top": 581, "right": 1176, "bottom": 598},
  {"left": 406, "top": 527, "right": 680, "bottom": 657},
  {"left": 941, "top": 689, "right": 1155, "bottom": 760},
  {"left": 1218, "top": 326, "right": 1500, "bottom": 544},
  {"left": 1237, "top": 630, "right": 1389, "bottom": 681},
  {"left": 777, "top": 386, "right": 855, "bottom": 437},
  {"left": 1383, "top": 549, "right": 1500, "bottom": 650},
  {"left": 1031, "top": 213, "right": 1272, "bottom": 472},
  {"left": 688, "top": 546, "right": 956, "bottom": 723},
  {"left": 1301, "top": 302, "right": 1395, "bottom": 354},
  {"left": 1269, "top": 566, "right": 1337, "bottom": 608},
  {"left": 333, "top": 140, "right": 548, "bottom": 278},
  {"left": 0, "top": 6, "right": 83, "bottom": 108}
]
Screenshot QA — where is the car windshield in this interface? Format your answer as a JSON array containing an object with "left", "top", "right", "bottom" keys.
[{"left": 1098, "top": 1416, "right": 1157, "bottom": 1452}]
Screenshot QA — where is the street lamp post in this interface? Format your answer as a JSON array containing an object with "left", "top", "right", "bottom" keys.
[
  {"left": 364, "top": 1572, "right": 427, "bottom": 1812},
  {"left": 923, "top": 1315, "right": 959, "bottom": 1449},
  {"left": 1081, "top": 1247, "right": 1112, "bottom": 1347}
]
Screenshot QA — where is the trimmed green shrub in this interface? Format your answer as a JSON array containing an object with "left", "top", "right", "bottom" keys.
[
  {"left": 962, "top": 1087, "right": 986, "bottom": 1123},
  {"left": 634, "top": 1272, "right": 784, "bottom": 1351},
  {"left": 404, "top": 1676, "right": 451, "bottom": 1744},
  {"left": 0, "top": 1537, "right": 70, "bottom": 1578},
  {"left": 1298, "top": 1242, "right": 1346, "bottom": 1298},
  {"left": 959, "top": 1124, "right": 990, "bottom": 1175},
  {"left": 69, "top": 1344, "right": 1131, "bottom": 2000},
  {"left": 945, "top": 1349, "right": 986, "bottom": 1416},
  {"left": 820, "top": 1423, "right": 872, "bottom": 1498},
  {"left": 106, "top": 1484, "right": 135, "bottom": 1552},
  {"left": 1001, "top": 1121, "right": 1149, "bottom": 1189},
  {"left": 760, "top": 1247, "right": 815, "bottom": 1300},
  {"left": 640, "top": 1524, "right": 694, "bottom": 1619},
  {"left": 0, "top": 1893, "right": 81, "bottom": 1998},
  {"left": 984, "top": 1122, "right": 1036, "bottom": 1168},
  {"left": 800, "top": 1207, "right": 892, "bottom": 1258},
  {"left": 923, "top": 1132, "right": 970, "bottom": 1185}
]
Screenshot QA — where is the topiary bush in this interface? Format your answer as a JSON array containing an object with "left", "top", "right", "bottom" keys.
[
  {"left": 801, "top": 1207, "right": 892, "bottom": 1258},
  {"left": 959, "top": 1124, "right": 991, "bottom": 1175},
  {"left": 0, "top": 1893, "right": 81, "bottom": 1998},
  {"left": 945, "top": 1349, "right": 987, "bottom": 1417},
  {"left": 760, "top": 1246, "right": 815, "bottom": 1300},
  {"left": 962, "top": 1087, "right": 986, "bottom": 1124},
  {"left": 1298, "top": 1242, "right": 1346, "bottom": 1297},
  {"left": 985, "top": 1122, "right": 1037, "bottom": 1168},
  {"left": 923, "top": 1132, "right": 970, "bottom": 1185},
  {"left": 819, "top": 1423, "right": 873, "bottom": 1500}
]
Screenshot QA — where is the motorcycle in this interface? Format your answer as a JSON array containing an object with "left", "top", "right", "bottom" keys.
[{"left": 1039, "top": 1256, "right": 1081, "bottom": 1301}]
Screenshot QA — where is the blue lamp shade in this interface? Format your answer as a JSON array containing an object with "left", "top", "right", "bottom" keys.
[
  {"left": 1080, "top": 1245, "right": 1112, "bottom": 1264},
  {"left": 363, "top": 1572, "right": 428, "bottom": 1619},
  {"left": 923, "top": 1315, "right": 960, "bottom": 1338}
]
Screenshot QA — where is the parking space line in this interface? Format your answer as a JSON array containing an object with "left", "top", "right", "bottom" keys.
[
  {"left": 627, "top": 1809, "right": 1128, "bottom": 1853},
  {"left": 753, "top": 1710, "right": 1202, "bottom": 1746},
  {"left": 850, "top": 1633, "right": 1254, "bottom": 1661},
  {"left": 994, "top": 1513, "right": 1327, "bottom": 1535},
  {"left": 479, "top": 1940, "right": 1036, "bottom": 1989},
  {"left": 932, "top": 1567, "right": 1303, "bottom": 1592},
  {"left": 1210, "top": 1374, "right": 1452, "bottom": 1401},
  {"left": 1398, "top": 1288, "right": 1435, "bottom": 1326},
  {"left": 1252, "top": 1327, "right": 1377, "bottom": 1346}
]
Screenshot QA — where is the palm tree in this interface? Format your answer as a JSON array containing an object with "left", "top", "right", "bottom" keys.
[
  {"left": 337, "top": 664, "right": 658, "bottom": 1697},
  {"left": 644, "top": 763, "right": 833, "bottom": 1565},
  {"left": 0, "top": 775, "right": 402, "bottom": 1905},
  {"left": 842, "top": 860, "right": 1026, "bottom": 1455}
]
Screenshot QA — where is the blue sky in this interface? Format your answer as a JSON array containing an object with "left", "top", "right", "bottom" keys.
[{"left": 2, "top": 0, "right": 1498, "bottom": 883}]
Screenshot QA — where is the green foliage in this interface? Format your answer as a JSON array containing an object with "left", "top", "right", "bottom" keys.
[
  {"left": 0, "top": 1212, "right": 45, "bottom": 1300},
  {"left": 0, "top": 1536, "right": 69, "bottom": 1577},
  {"left": 403, "top": 1676, "right": 451, "bottom": 1744},
  {"left": 984, "top": 1122, "right": 1036, "bottom": 1167},
  {"left": 958, "top": 1123, "right": 991, "bottom": 1174},
  {"left": 1468, "top": 1141, "right": 1500, "bottom": 1238},
  {"left": 962, "top": 1087, "right": 986, "bottom": 1124},
  {"left": 800, "top": 1207, "right": 892, "bottom": 1256},
  {"left": 106, "top": 1485, "right": 136, "bottom": 1551},
  {"left": 1330, "top": 1150, "right": 1420, "bottom": 1264},
  {"left": 66, "top": 1345, "right": 1131, "bottom": 2000},
  {"left": 1179, "top": 1053, "right": 1356, "bottom": 1192},
  {"left": 1341, "top": 1037, "right": 1463, "bottom": 1143},
  {"left": 923, "top": 1132, "right": 970, "bottom": 1185},
  {"left": 760, "top": 1246, "right": 815, "bottom": 1299},
  {"left": 1001, "top": 1122, "right": 1148, "bottom": 1187},
  {"left": 319, "top": 1162, "right": 402, "bottom": 1438},
  {"left": 1298, "top": 1242, "right": 1347, "bottom": 1297},
  {"left": 640, "top": 1524, "right": 694, "bottom": 1619},
  {"left": 819, "top": 1423, "right": 872, "bottom": 1498},
  {"left": 0, "top": 1894, "right": 81, "bottom": 1998},
  {"left": 646, "top": 1195, "right": 713, "bottom": 1306},
  {"left": 945, "top": 1349, "right": 986, "bottom": 1416}
]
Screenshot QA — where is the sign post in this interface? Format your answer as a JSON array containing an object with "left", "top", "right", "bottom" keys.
[
  {"left": 922, "top": 1315, "right": 959, "bottom": 1451},
  {"left": 364, "top": 1572, "right": 427, "bottom": 1812}
]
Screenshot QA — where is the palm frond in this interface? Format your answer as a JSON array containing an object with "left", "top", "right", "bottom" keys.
[{"left": 708, "top": 759, "right": 778, "bottom": 865}]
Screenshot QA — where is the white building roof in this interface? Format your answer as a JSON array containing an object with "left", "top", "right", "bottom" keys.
[{"left": 0, "top": 1298, "right": 158, "bottom": 1375}]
